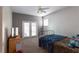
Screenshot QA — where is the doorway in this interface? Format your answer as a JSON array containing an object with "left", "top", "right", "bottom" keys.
[{"left": 22, "top": 21, "right": 37, "bottom": 38}]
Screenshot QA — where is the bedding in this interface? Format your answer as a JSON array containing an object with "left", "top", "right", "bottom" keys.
[
  {"left": 53, "top": 39, "right": 79, "bottom": 53},
  {"left": 39, "top": 34, "right": 66, "bottom": 52},
  {"left": 67, "top": 38, "right": 79, "bottom": 48}
]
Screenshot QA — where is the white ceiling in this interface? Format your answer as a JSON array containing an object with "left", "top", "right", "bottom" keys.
[{"left": 11, "top": 6, "right": 67, "bottom": 16}]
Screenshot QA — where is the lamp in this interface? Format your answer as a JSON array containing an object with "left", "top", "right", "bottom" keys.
[
  {"left": 15, "top": 27, "right": 19, "bottom": 36},
  {"left": 11, "top": 27, "right": 14, "bottom": 37}
]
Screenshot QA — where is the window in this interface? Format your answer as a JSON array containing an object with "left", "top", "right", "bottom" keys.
[
  {"left": 31, "top": 22, "right": 37, "bottom": 36},
  {"left": 44, "top": 19, "right": 48, "bottom": 26}
]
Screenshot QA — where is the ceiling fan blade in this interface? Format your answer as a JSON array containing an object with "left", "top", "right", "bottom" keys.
[
  {"left": 42, "top": 10, "right": 46, "bottom": 13},
  {"left": 40, "top": 8, "right": 49, "bottom": 10},
  {"left": 37, "top": 6, "right": 49, "bottom": 14},
  {"left": 37, "top": 9, "right": 42, "bottom": 13},
  {"left": 37, "top": 10, "right": 40, "bottom": 13}
]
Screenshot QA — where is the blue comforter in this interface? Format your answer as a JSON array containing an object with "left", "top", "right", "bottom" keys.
[{"left": 39, "top": 34, "right": 65, "bottom": 52}]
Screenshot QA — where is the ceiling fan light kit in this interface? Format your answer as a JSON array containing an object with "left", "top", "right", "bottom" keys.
[{"left": 37, "top": 6, "right": 49, "bottom": 14}]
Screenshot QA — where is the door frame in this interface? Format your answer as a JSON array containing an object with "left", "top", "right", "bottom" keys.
[{"left": 22, "top": 21, "right": 38, "bottom": 38}]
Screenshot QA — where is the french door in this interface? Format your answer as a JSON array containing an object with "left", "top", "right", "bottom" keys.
[
  {"left": 23, "top": 22, "right": 37, "bottom": 38},
  {"left": 31, "top": 22, "right": 37, "bottom": 36}
]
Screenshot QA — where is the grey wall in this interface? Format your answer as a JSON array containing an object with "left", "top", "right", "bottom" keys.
[
  {"left": 44, "top": 7, "right": 79, "bottom": 36},
  {"left": 12, "top": 13, "right": 42, "bottom": 37}
]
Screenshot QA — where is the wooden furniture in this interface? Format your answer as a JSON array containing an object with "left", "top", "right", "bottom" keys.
[
  {"left": 8, "top": 37, "right": 16, "bottom": 53},
  {"left": 53, "top": 39, "right": 79, "bottom": 53},
  {"left": 7, "top": 36, "right": 21, "bottom": 53},
  {"left": 16, "top": 36, "right": 22, "bottom": 53}
]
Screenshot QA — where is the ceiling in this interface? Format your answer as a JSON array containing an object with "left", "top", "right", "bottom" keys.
[{"left": 11, "top": 6, "right": 67, "bottom": 16}]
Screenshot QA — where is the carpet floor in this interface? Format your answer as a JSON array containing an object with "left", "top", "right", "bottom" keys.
[{"left": 22, "top": 37, "right": 48, "bottom": 53}]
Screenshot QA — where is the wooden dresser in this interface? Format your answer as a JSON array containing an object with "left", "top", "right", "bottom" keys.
[{"left": 7, "top": 36, "right": 21, "bottom": 53}]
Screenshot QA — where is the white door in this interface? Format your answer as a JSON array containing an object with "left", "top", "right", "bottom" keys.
[
  {"left": 23, "top": 22, "right": 30, "bottom": 37},
  {"left": 23, "top": 22, "right": 37, "bottom": 38},
  {"left": 31, "top": 22, "right": 37, "bottom": 36}
]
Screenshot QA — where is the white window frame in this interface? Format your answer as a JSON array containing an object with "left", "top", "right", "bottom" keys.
[
  {"left": 43, "top": 19, "right": 48, "bottom": 26},
  {"left": 22, "top": 21, "right": 30, "bottom": 38},
  {"left": 22, "top": 21, "right": 37, "bottom": 38},
  {"left": 31, "top": 22, "right": 37, "bottom": 36}
]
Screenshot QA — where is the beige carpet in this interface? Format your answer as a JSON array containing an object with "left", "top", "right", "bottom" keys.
[{"left": 22, "top": 37, "right": 48, "bottom": 53}]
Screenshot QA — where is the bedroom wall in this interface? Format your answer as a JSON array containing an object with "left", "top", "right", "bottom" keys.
[
  {"left": 0, "top": 6, "right": 12, "bottom": 53},
  {"left": 2, "top": 6, "right": 12, "bottom": 52},
  {"left": 12, "top": 13, "right": 42, "bottom": 37},
  {"left": 0, "top": 7, "right": 2, "bottom": 52},
  {"left": 44, "top": 7, "right": 79, "bottom": 37}
]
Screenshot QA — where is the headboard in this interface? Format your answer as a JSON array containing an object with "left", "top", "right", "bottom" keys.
[
  {"left": 43, "top": 30, "right": 55, "bottom": 35},
  {"left": 39, "top": 30, "right": 55, "bottom": 37}
]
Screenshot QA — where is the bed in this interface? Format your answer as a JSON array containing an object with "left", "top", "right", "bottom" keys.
[
  {"left": 39, "top": 30, "right": 66, "bottom": 52},
  {"left": 53, "top": 38, "right": 79, "bottom": 53}
]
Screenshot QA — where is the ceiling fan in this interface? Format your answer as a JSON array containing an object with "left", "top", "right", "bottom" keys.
[{"left": 37, "top": 6, "right": 49, "bottom": 14}]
